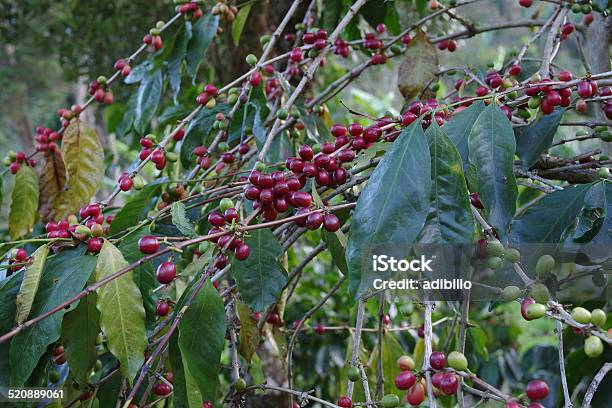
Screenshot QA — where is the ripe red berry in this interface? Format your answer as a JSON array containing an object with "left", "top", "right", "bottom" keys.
[
  {"left": 238, "top": 144, "right": 249, "bottom": 155},
  {"left": 153, "top": 383, "right": 171, "bottom": 396},
  {"left": 9, "top": 162, "right": 21, "bottom": 174},
  {"left": 202, "top": 401, "right": 214, "bottom": 408},
  {"left": 204, "top": 83, "right": 218, "bottom": 96},
  {"left": 561, "top": 22, "right": 574, "bottom": 36},
  {"left": 330, "top": 124, "right": 347, "bottom": 137},
  {"left": 470, "top": 192, "right": 484, "bottom": 209},
  {"left": 250, "top": 71, "right": 262, "bottom": 86},
  {"left": 506, "top": 401, "right": 521, "bottom": 408},
  {"left": 525, "top": 380, "right": 549, "bottom": 401},
  {"left": 519, "top": 0, "right": 533, "bottom": 7},
  {"left": 577, "top": 81, "right": 593, "bottom": 98},
  {"left": 430, "top": 351, "right": 446, "bottom": 370},
  {"left": 528, "top": 404, "right": 545, "bottom": 408},
  {"left": 323, "top": 213, "right": 340, "bottom": 232},
  {"left": 298, "top": 144, "right": 314, "bottom": 161},
  {"left": 292, "top": 191, "right": 312, "bottom": 208},
  {"left": 337, "top": 396, "right": 352, "bottom": 408},
  {"left": 156, "top": 301, "right": 170, "bottom": 316},
  {"left": 508, "top": 64, "right": 521, "bottom": 76},
  {"left": 156, "top": 262, "right": 176, "bottom": 284},
  {"left": 173, "top": 128, "right": 185, "bottom": 141},
  {"left": 235, "top": 243, "right": 250, "bottom": 261},
  {"left": 119, "top": 176, "right": 133, "bottom": 191},
  {"left": 395, "top": 371, "right": 416, "bottom": 390},
  {"left": 208, "top": 212, "right": 226, "bottom": 227},
  {"left": 439, "top": 373, "right": 459, "bottom": 395},
  {"left": 14, "top": 248, "right": 28, "bottom": 261},
  {"left": 87, "top": 237, "right": 103, "bottom": 253},
  {"left": 306, "top": 212, "right": 324, "bottom": 230},
  {"left": 406, "top": 383, "right": 425, "bottom": 405},
  {"left": 138, "top": 236, "right": 160, "bottom": 254}
]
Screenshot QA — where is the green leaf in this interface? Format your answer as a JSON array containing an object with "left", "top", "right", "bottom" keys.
[
  {"left": 170, "top": 333, "right": 203, "bottom": 408},
  {"left": 94, "top": 240, "right": 147, "bottom": 384},
  {"left": 180, "top": 104, "right": 228, "bottom": 167},
  {"left": 515, "top": 108, "right": 564, "bottom": 170},
  {"left": 186, "top": 13, "right": 219, "bottom": 82},
  {"left": 468, "top": 103, "right": 517, "bottom": 240},
  {"left": 10, "top": 247, "right": 97, "bottom": 386},
  {"left": 397, "top": 29, "right": 438, "bottom": 101},
  {"left": 323, "top": 230, "right": 349, "bottom": 275},
  {"left": 178, "top": 280, "right": 226, "bottom": 402},
  {"left": 511, "top": 183, "right": 592, "bottom": 244},
  {"left": 171, "top": 202, "right": 198, "bottom": 238},
  {"left": 347, "top": 122, "right": 431, "bottom": 299},
  {"left": 109, "top": 182, "right": 162, "bottom": 234},
  {"left": 0, "top": 272, "right": 23, "bottom": 387},
  {"left": 236, "top": 301, "right": 258, "bottom": 362},
  {"left": 168, "top": 23, "right": 192, "bottom": 102},
  {"left": 61, "top": 292, "right": 100, "bottom": 385},
  {"left": 134, "top": 69, "right": 163, "bottom": 133},
  {"left": 52, "top": 120, "right": 104, "bottom": 220},
  {"left": 116, "top": 92, "right": 137, "bottom": 137},
  {"left": 15, "top": 244, "right": 49, "bottom": 324},
  {"left": 442, "top": 100, "right": 485, "bottom": 171},
  {"left": 8, "top": 165, "right": 39, "bottom": 239},
  {"left": 232, "top": 228, "right": 288, "bottom": 311},
  {"left": 372, "top": 333, "right": 406, "bottom": 393},
  {"left": 419, "top": 124, "right": 474, "bottom": 243},
  {"left": 117, "top": 229, "right": 157, "bottom": 334},
  {"left": 232, "top": 4, "right": 252, "bottom": 45}
]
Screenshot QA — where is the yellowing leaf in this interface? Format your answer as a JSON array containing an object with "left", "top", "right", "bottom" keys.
[
  {"left": 52, "top": 120, "right": 104, "bottom": 219},
  {"left": 95, "top": 240, "right": 147, "bottom": 384},
  {"left": 9, "top": 165, "right": 39, "bottom": 239},
  {"left": 16, "top": 244, "right": 49, "bottom": 324},
  {"left": 38, "top": 150, "right": 67, "bottom": 221},
  {"left": 237, "top": 301, "right": 258, "bottom": 362},
  {"left": 397, "top": 29, "right": 439, "bottom": 101}
]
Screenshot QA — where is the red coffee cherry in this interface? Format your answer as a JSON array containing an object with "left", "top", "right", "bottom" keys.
[
  {"left": 208, "top": 212, "right": 226, "bottom": 227},
  {"left": 235, "top": 243, "right": 251, "bottom": 261},
  {"left": 337, "top": 396, "right": 352, "bottom": 408},
  {"left": 323, "top": 213, "right": 340, "bottom": 232},
  {"left": 525, "top": 380, "right": 549, "bottom": 401},
  {"left": 156, "top": 300, "right": 170, "bottom": 316},
  {"left": 156, "top": 262, "right": 176, "bottom": 284},
  {"left": 306, "top": 212, "right": 324, "bottom": 230},
  {"left": 439, "top": 373, "right": 459, "bottom": 395},
  {"left": 153, "top": 383, "right": 171, "bottom": 396},
  {"left": 429, "top": 351, "right": 446, "bottom": 370},
  {"left": 406, "top": 383, "right": 425, "bottom": 405},
  {"left": 394, "top": 371, "right": 416, "bottom": 390},
  {"left": 138, "top": 236, "right": 159, "bottom": 254},
  {"left": 87, "top": 237, "right": 103, "bottom": 253}
]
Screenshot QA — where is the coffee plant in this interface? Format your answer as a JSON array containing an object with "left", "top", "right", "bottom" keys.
[{"left": 1, "top": 0, "right": 611, "bottom": 407}]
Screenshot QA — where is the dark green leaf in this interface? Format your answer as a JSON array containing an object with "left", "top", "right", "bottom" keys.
[
  {"left": 10, "top": 247, "right": 97, "bottom": 386},
  {"left": 515, "top": 108, "right": 564, "bottom": 170},
  {"left": 109, "top": 182, "right": 162, "bottom": 235},
  {"left": 511, "top": 183, "right": 592, "bottom": 245},
  {"left": 322, "top": 229, "right": 348, "bottom": 275},
  {"left": 372, "top": 333, "right": 406, "bottom": 393},
  {"left": 171, "top": 202, "right": 198, "bottom": 238},
  {"left": 134, "top": 69, "right": 163, "bottom": 133},
  {"left": 0, "top": 272, "right": 23, "bottom": 387},
  {"left": 180, "top": 104, "right": 228, "bottom": 167},
  {"left": 16, "top": 244, "right": 49, "bottom": 324},
  {"left": 124, "top": 60, "right": 152, "bottom": 84},
  {"left": 186, "top": 13, "right": 219, "bottom": 82},
  {"left": 232, "top": 4, "right": 252, "bottom": 45},
  {"left": 169, "top": 333, "right": 202, "bottom": 408},
  {"left": 116, "top": 92, "right": 137, "bottom": 136},
  {"left": 232, "top": 228, "right": 287, "bottom": 311},
  {"left": 168, "top": 23, "right": 192, "bottom": 102},
  {"left": 420, "top": 124, "right": 474, "bottom": 243},
  {"left": 442, "top": 100, "right": 485, "bottom": 171},
  {"left": 468, "top": 103, "right": 517, "bottom": 240},
  {"left": 178, "top": 280, "right": 226, "bottom": 402},
  {"left": 347, "top": 121, "right": 431, "bottom": 299},
  {"left": 61, "top": 292, "right": 100, "bottom": 385}
]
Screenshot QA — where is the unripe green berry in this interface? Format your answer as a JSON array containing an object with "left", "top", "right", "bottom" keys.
[
  {"left": 206, "top": 98, "right": 217, "bottom": 109},
  {"left": 584, "top": 336, "right": 603, "bottom": 358},
  {"left": 91, "top": 223, "right": 104, "bottom": 237},
  {"left": 487, "top": 241, "right": 504, "bottom": 257},
  {"left": 525, "top": 303, "right": 546, "bottom": 320},
  {"left": 75, "top": 225, "right": 92, "bottom": 236},
  {"left": 295, "top": 23, "right": 306, "bottom": 31},
  {"left": 502, "top": 285, "right": 521, "bottom": 301},
  {"left": 255, "top": 162, "right": 266, "bottom": 171},
  {"left": 246, "top": 54, "right": 258, "bottom": 66},
  {"left": 447, "top": 351, "right": 468, "bottom": 371},
  {"left": 277, "top": 108, "right": 288, "bottom": 120},
  {"left": 598, "top": 131, "right": 612, "bottom": 142},
  {"left": 575, "top": 129, "right": 589, "bottom": 137},
  {"left": 149, "top": 27, "right": 160, "bottom": 36},
  {"left": 347, "top": 366, "right": 360, "bottom": 382},
  {"left": 260, "top": 35, "right": 270, "bottom": 45},
  {"left": 166, "top": 152, "right": 178, "bottom": 162},
  {"left": 530, "top": 283, "right": 550, "bottom": 303},
  {"left": 504, "top": 248, "right": 521, "bottom": 263},
  {"left": 220, "top": 198, "right": 234, "bottom": 212},
  {"left": 133, "top": 175, "right": 145, "bottom": 190},
  {"left": 528, "top": 96, "right": 541, "bottom": 109},
  {"left": 598, "top": 168, "right": 609, "bottom": 179},
  {"left": 536, "top": 254, "right": 555, "bottom": 277},
  {"left": 218, "top": 142, "right": 229, "bottom": 152},
  {"left": 487, "top": 256, "right": 503, "bottom": 270},
  {"left": 234, "top": 377, "right": 246, "bottom": 392},
  {"left": 571, "top": 307, "right": 591, "bottom": 324},
  {"left": 146, "top": 133, "right": 157, "bottom": 141},
  {"left": 97, "top": 75, "right": 108, "bottom": 85},
  {"left": 290, "top": 107, "right": 301, "bottom": 119},
  {"left": 381, "top": 394, "right": 400, "bottom": 408},
  {"left": 390, "top": 44, "right": 403, "bottom": 55},
  {"left": 228, "top": 94, "right": 239, "bottom": 105},
  {"left": 591, "top": 309, "right": 606, "bottom": 327},
  {"left": 156, "top": 21, "right": 165, "bottom": 29}
]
